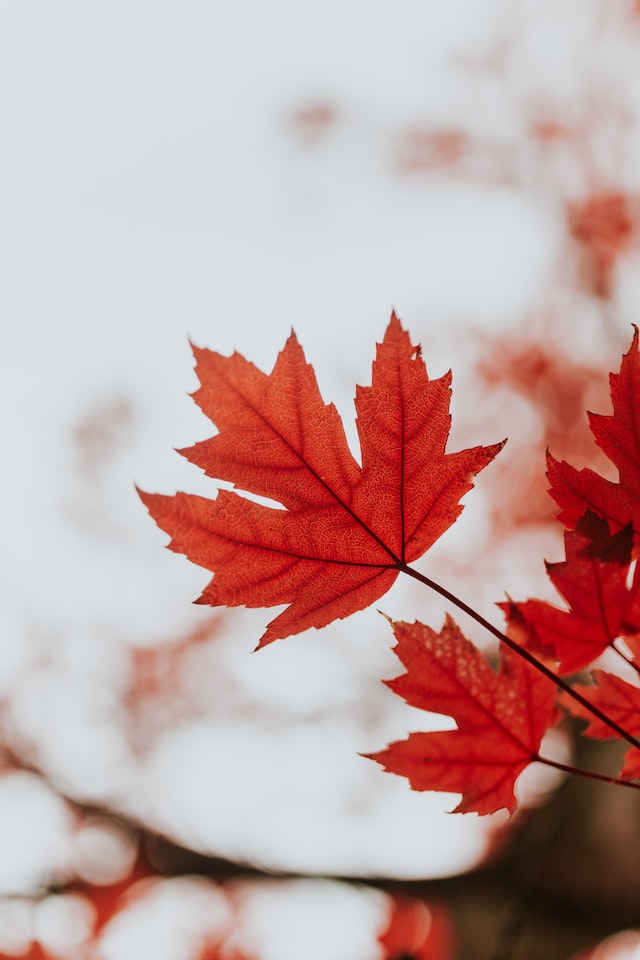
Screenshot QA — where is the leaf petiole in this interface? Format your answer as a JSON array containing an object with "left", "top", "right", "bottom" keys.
[
  {"left": 400, "top": 563, "right": 640, "bottom": 755},
  {"left": 535, "top": 755, "right": 640, "bottom": 791}
]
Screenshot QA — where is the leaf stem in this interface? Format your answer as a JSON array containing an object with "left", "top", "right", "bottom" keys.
[
  {"left": 535, "top": 755, "right": 640, "bottom": 791},
  {"left": 399, "top": 563, "right": 640, "bottom": 754}
]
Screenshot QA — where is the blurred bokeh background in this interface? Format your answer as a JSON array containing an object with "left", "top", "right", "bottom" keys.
[{"left": 2, "top": 1, "right": 640, "bottom": 957}]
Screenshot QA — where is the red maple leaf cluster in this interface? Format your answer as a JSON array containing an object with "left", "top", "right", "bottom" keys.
[{"left": 142, "top": 314, "right": 640, "bottom": 817}]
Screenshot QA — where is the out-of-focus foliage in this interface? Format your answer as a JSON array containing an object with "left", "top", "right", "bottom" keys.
[{"left": 5, "top": 1, "right": 640, "bottom": 958}]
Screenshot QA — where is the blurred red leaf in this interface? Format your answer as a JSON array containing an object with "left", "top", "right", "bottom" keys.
[
  {"left": 477, "top": 329, "right": 610, "bottom": 530},
  {"left": 196, "top": 942, "right": 254, "bottom": 960},
  {"left": 126, "top": 615, "right": 221, "bottom": 705},
  {"left": 378, "top": 896, "right": 456, "bottom": 960},
  {"left": 140, "top": 313, "right": 502, "bottom": 646},
  {"left": 396, "top": 128, "right": 468, "bottom": 172},
  {"left": 289, "top": 101, "right": 335, "bottom": 144},
  {"left": 478, "top": 332, "right": 607, "bottom": 465},
  {"left": 530, "top": 116, "right": 576, "bottom": 145},
  {"left": 123, "top": 614, "right": 223, "bottom": 750},
  {"left": 548, "top": 326, "right": 640, "bottom": 544},
  {"left": 69, "top": 853, "right": 151, "bottom": 934},
  {"left": 0, "top": 945, "right": 51, "bottom": 960},
  {"left": 72, "top": 396, "right": 133, "bottom": 476},
  {"left": 567, "top": 191, "right": 638, "bottom": 299}
]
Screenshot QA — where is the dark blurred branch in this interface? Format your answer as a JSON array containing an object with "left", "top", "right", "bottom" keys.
[{"left": 3, "top": 736, "right": 640, "bottom": 960}]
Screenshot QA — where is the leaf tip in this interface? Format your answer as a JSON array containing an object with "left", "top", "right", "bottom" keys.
[
  {"left": 489, "top": 437, "right": 508, "bottom": 460},
  {"left": 545, "top": 448, "right": 560, "bottom": 469},
  {"left": 135, "top": 485, "right": 152, "bottom": 509},
  {"left": 359, "top": 747, "right": 386, "bottom": 769}
]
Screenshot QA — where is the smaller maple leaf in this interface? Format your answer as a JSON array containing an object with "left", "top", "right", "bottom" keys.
[
  {"left": 547, "top": 326, "right": 640, "bottom": 544},
  {"left": 139, "top": 313, "right": 503, "bottom": 646},
  {"left": 504, "top": 512, "right": 640, "bottom": 674},
  {"left": 368, "top": 617, "right": 559, "bottom": 816},
  {"left": 561, "top": 670, "right": 640, "bottom": 781}
]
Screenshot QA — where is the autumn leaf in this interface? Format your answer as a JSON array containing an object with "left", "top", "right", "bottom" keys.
[
  {"left": 368, "top": 617, "right": 559, "bottom": 815},
  {"left": 560, "top": 670, "right": 640, "bottom": 781},
  {"left": 548, "top": 326, "right": 640, "bottom": 543},
  {"left": 505, "top": 513, "right": 640, "bottom": 674},
  {"left": 140, "top": 313, "right": 503, "bottom": 646}
]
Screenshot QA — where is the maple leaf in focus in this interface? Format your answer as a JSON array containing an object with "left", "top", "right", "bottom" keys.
[
  {"left": 548, "top": 327, "right": 640, "bottom": 545},
  {"left": 506, "top": 513, "right": 640, "bottom": 674},
  {"left": 140, "top": 313, "right": 503, "bottom": 646},
  {"left": 560, "top": 670, "right": 640, "bottom": 781},
  {"left": 368, "top": 617, "right": 559, "bottom": 815}
]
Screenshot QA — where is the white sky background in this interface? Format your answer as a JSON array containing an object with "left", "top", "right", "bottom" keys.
[{"left": 2, "top": 1, "right": 640, "bottom": 956}]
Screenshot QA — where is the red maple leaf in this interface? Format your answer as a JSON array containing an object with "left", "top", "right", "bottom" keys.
[
  {"left": 560, "top": 670, "right": 640, "bottom": 781},
  {"left": 140, "top": 313, "right": 502, "bottom": 646},
  {"left": 506, "top": 513, "right": 640, "bottom": 674},
  {"left": 547, "top": 326, "right": 640, "bottom": 544},
  {"left": 368, "top": 617, "right": 559, "bottom": 815}
]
